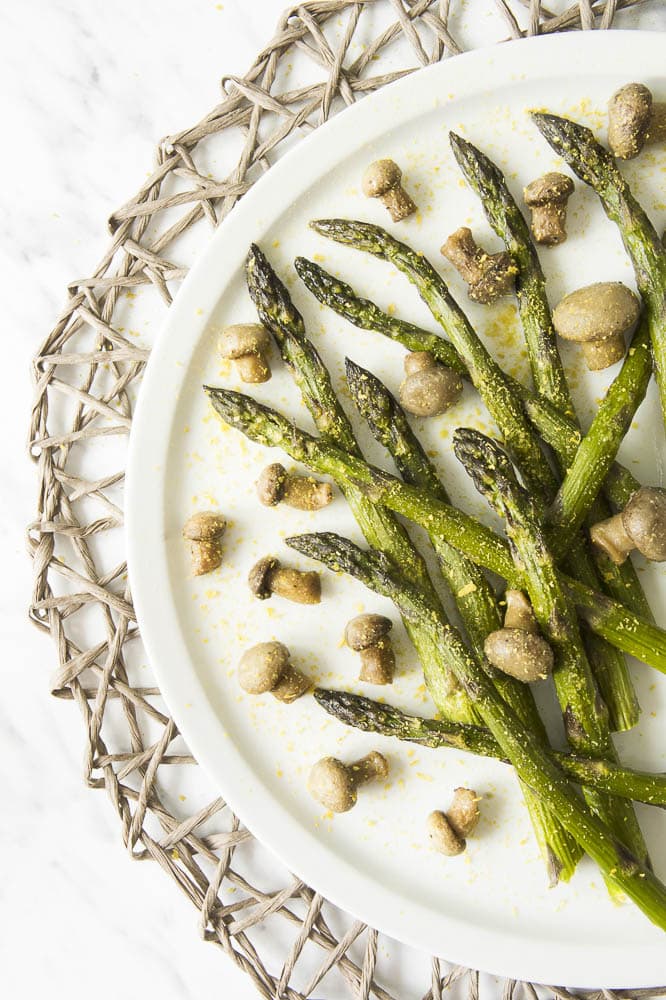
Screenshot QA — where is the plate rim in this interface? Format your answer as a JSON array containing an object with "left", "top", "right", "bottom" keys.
[{"left": 126, "top": 30, "right": 666, "bottom": 988}]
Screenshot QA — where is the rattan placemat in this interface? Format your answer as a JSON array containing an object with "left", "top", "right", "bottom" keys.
[{"left": 28, "top": 2, "right": 666, "bottom": 997}]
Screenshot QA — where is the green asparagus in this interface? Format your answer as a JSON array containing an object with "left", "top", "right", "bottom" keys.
[
  {"left": 309, "top": 218, "right": 559, "bottom": 498},
  {"left": 345, "top": 356, "right": 582, "bottom": 880},
  {"left": 451, "top": 427, "right": 648, "bottom": 869},
  {"left": 315, "top": 689, "right": 666, "bottom": 807},
  {"left": 286, "top": 530, "right": 666, "bottom": 930},
  {"left": 532, "top": 111, "right": 666, "bottom": 433},
  {"left": 294, "top": 255, "right": 641, "bottom": 508},
  {"left": 244, "top": 244, "right": 475, "bottom": 724},
  {"left": 447, "top": 132, "right": 651, "bottom": 724},
  {"left": 204, "top": 386, "right": 666, "bottom": 672}
]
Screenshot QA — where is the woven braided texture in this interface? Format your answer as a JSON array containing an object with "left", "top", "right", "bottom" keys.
[{"left": 28, "top": 2, "right": 665, "bottom": 997}]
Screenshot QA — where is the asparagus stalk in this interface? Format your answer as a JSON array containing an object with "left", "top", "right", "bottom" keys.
[
  {"left": 447, "top": 133, "right": 654, "bottom": 625},
  {"left": 531, "top": 111, "right": 666, "bottom": 432},
  {"left": 314, "top": 689, "right": 666, "bottom": 808},
  {"left": 451, "top": 428, "right": 649, "bottom": 870},
  {"left": 286, "top": 531, "right": 666, "bottom": 930},
  {"left": 294, "top": 255, "right": 641, "bottom": 510},
  {"left": 309, "top": 219, "right": 559, "bottom": 499},
  {"left": 345, "top": 357, "right": 582, "bottom": 880},
  {"left": 449, "top": 131, "right": 573, "bottom": 419},
  {"left": 297, "top": 255, "right": 654, "bottom": 660},
  {"left": 243, "top": 244, "right": 475, "bottom": 724},
  {"left": 204, "top": 386, "right": 666, "bottom": 673}
]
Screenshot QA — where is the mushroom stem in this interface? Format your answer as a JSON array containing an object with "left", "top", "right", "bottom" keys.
[
  {"left": 581, "top": 332, "right": 627, "bottom": 372},
  {"left": 503, "top": 590, "right": 538, "bottom": 633},
  {"left": 590, "top": 513, "right": 634, "bottom": 566},
  {"left": 349, "top": 751, "right": 390, "bottom": 787},
  {"left": 359, "top": 640, "right": 395, "bottom": 685},
  {"left": 441, "top": 226, "right": 516, "bottom": 303},
  {"left": 529, "top": 202, "right": 567, "bottom": 245},
  {"left": 272, "top": 663, "right": 312, "bottom": 702},
  {"left": 270, "top": 566, "right": 321, "bottom": 604},
  {"left": 590, "top": 487, "right": 666, "bottom": 565},
  {"left": 282, "top": 476, "right": 333, "bottom": 511},
  {"left": 381, "top": 186, "right": 416, "bottom": 223}
]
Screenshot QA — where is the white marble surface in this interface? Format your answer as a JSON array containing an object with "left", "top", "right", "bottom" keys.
[{"left": 2, "top": 2, "right": 666, "bottom": 999}]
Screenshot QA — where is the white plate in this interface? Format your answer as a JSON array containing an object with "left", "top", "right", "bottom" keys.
[{"left": 126, "top": 32, "right": 666, "bottom": 988}]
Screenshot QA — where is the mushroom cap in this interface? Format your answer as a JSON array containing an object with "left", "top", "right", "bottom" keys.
[
  {"left": 426, "top": 810, "right": 465, "bottom": 856},
  {"left": 345, "top": 613, "right": 392, "bottom": 651},
  {"left": 248, "top": 555, "right": 279, "bottom": 599},
  {"left": 256, "top": 463, "right": 288, "bottom": 506},
  {"left": 308, "top": 757, "right": 357, "bottom": 812},
  {"left": 238, "top": 641, "right": 290, "bottom": 694},
  {"left": 399, "top": 365, "right": 463, "bottom": 418},
  {"left": 524, "top": 172, "right": 574, "bottom": 206},
  {"left": 622, "top": 487, "right": 666, "bottom": 561},
  {"left": 608, "top": 83, "right": 653, "bottom": 157},
  {"left": 182, "top": 510, "right": 227, "bottom": 541},
  {"left": 362, "top": 159, "right": 402, "bottom": 198},
  {"left": 484, "top": 628, "right": 554, "bottom": 683},
  {"left": 553, "top": 282, "right": 640, "bottom": 343},
  {"left": 448, "top": 787, "right": 481, "bottom": 838},
  {"left": 219, "top": 323, "right": 270, "bottom": 359}
]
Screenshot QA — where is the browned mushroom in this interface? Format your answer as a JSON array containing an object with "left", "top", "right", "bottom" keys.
[
  {"left": 484, "top": 589, "right": 553, "bottom": 683},
  {"left": 590, "top": 486, "right": 666, "bottom": 565},
  {"left": 362, "top": 159, "right": 416, "bottom": 222},
  {"left": 238, "top": 641, "right": 310, "bottom": 702},
  {"left": 441, "top": 227, "right": 517, "bottom": 303},
  {"left": 219, "top": 323, "right": 272, "bottom": 383},
  {"left": 345, "top": 613, "right": 395, "bottom": 685},
  {"left": 182, "top": 511, "right": 227, "bottom": 575},
  {"left": 248, "top": 555, "right": 321, "bottom": 604},
  {"left": 523, "top": 173, "right": 575, "bottom": 246},
  {"left": 552, "top": 282, "right": 640, "bottom": 371},
  {"left": 399, "top": 352, "right": 463, "bottom": 417},
  {"left": 427, "top": 787, "right": 481, "bottom": 857},
  {"left": 608, "top": 83, "right": 666, "bottom": 160},
  {"left": 307, "top": 752, "right": 389, "bottom": 813},
  {"left": 256, "top": 462, "right": 333, "bottom": 511}
]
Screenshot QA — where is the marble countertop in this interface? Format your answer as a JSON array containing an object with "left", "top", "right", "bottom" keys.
[{"left": 2, "top": 2, "right": 665, "bottom": 998}]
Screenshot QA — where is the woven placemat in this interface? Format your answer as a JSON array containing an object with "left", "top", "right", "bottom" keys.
[{"left": 28, "top": 2, "right": 666, "bottom": 997}]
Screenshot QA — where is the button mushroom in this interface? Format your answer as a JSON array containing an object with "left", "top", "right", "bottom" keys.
[
  {"left": 345, "top": 613, "right": 395, "bottom": 685},
  {"left": 238, "top": 641, "right": 310, "bottom": 702},
  {"left": 256, "top": 462, "right": 333, "bottom": 511},
  {"left": 427, "top": 787, "right": 481, "bottom": 857},
  {"left": 484, "top": 589, "right": 553, "bottom": 683},
  {"left": 590, "top": 486, "right": 666, "bottom": 565},
  {"left": 361, "top": 159, "right": 416, "bottom": 222},
  {"left": 182, "top": 511, "right": 227, "bottom": 576},
  {"left": 308, "top": 752, "right": 389, "bottom": 813},
  {"left": 248, "top": 555, "right": 321, "bottom": 604},
  {"left": 523, "top": 172, "right": 575, "bottom": 246},
  {"left": 399, "top": 351, "right": 463, "bottom": 418},
  {"left": 608, "top": 83, "right": 666, "bottom": 160},
  {"left": 552, "top": 282, "right": 640, "bottom": 371},
  {"left": 219, "top": 323, "right": 272, "bottom": 383},
  {"left": 440, "top": 227, "right": 517, "bottom": 303}
]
